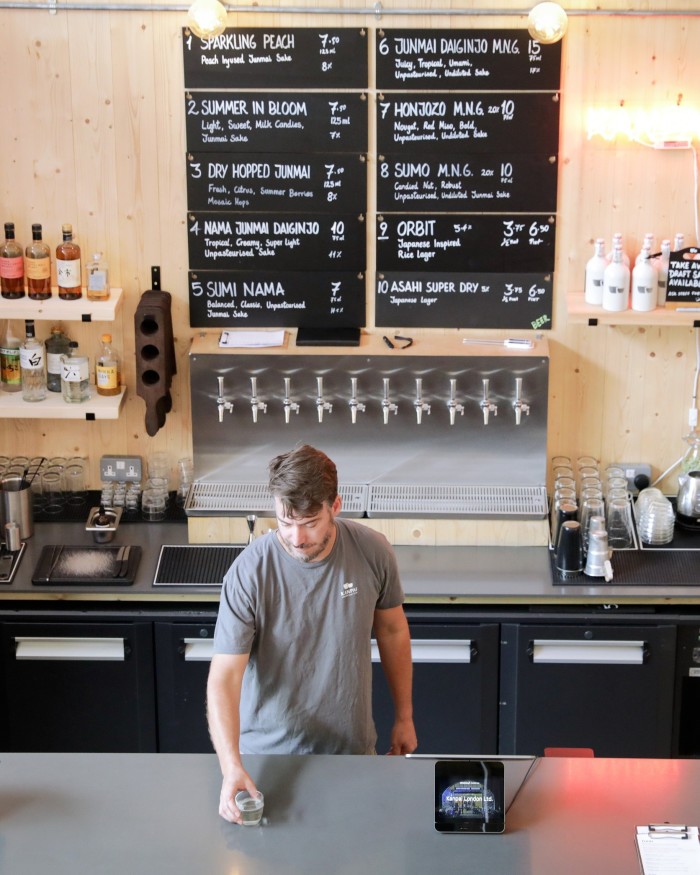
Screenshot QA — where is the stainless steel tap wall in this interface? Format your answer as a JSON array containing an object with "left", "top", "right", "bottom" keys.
[{"left": 189, "top": 352, "right": 549, "bottom": 489}]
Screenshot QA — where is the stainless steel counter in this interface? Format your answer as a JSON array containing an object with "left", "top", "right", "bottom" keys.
[{"left": 2, "top": 520, "right": 700, "bottom": 604}]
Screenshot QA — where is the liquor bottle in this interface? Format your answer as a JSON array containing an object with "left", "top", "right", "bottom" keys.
[
  {"left": 0, "top": 321, "right": 21, "bottom": 393},
  {"left": 85, "top": 252, "right": 110, "bottom": 301},
  {"left": 674, "top": 232, "right": 685, "bottom": 252},
  {"left": 656, "top": 239, "right": 671, "bottom": 307},
  {"left": 631, "top": 249, "right": 657, "bottom": 312},
  {"left": 45, "top": 325, "right": 72, "bottom": 393},
  {"left": 602, "top": 245, "right": 630, "bottom": 312},
  {"left": 95, "top": 333, "right": 121, "bottom": 396},
  {"left": 25, "top": 223, "right": 51, "bottom": 300},
  {"left": 607, "top": 233, "right": 630, "bottom": 266},
  {"left": 20, "top": 319, "right": 47, "bottom": 402},
  {"left": 0, "top": 223, "right": 25, "bottom": 299},
  {"left": 61, "top": 340, "right": 90, "bottom": 403},
  {"left": 584, "top": 238, "right": 607, "bottom": 306},
  {"left": 56, "top": 223, "right": 82, "bottom": 300},
  {"left": 635, "top": 233, "right": 655, "bottom": 266}
]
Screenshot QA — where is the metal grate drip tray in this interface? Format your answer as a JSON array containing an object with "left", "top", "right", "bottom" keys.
[
  {"left": 185, "top": 482, "right": 367, "bottom": 518},
  {"left": 153, "top": 545, "right": 244, "bottom": 587},
  {"left": 366, "top": 484, "right": 548, "bottom": 519}
]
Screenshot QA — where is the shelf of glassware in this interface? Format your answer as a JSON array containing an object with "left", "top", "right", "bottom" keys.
[
  {"left": 0, "top": 288, "right": 123, "bottom": 322},
  {"left": 568, "top": 292, "right": 700, "bottom": 326},
  {"left": 0, "top": 387, "right": 126, "bottom": 419}
]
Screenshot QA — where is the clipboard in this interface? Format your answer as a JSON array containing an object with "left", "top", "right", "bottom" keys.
[{"left": 636, "top": 825, "right": 700, "bottom": 875}]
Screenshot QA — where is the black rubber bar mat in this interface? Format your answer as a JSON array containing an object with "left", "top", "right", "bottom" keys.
[
  {"left": 32, "top": 491, "right": 187, "bottom": 524},
  {"left": 550, "top": 547, "right": 700, "bottom": 586},
  {"left": 32, "top": 545, "right": 142, "bottom": 586},
  {"left": 153, "top": 544, "right": 244, "bottom": 586}
]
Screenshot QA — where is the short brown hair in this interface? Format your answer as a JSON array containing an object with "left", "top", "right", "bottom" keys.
[{"left": 268, "top": 444, "right": 338, "bottom": 517}]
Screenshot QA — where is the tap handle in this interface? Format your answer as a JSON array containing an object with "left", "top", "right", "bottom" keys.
[
  {"left": 383, "top": 377, "right": 390, "bottom": 401},
  {"left": 217, "top": 375, "right": 225, "bottom": 397},
  {"left": 317, "top": 376, "right": 324, "bottom": 396}
]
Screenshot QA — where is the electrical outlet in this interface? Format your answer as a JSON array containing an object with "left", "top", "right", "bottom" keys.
[
  {"left": 100, "top": 455, "right": 142, "bottom": 482},
  {"left": 614, "top": 462, "right": 652, "bottom": 495}
]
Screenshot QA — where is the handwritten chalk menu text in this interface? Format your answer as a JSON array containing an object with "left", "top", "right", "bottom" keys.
[
  {"left": 183, "top": 28, "right": 368, "bottom": 89},
  {"left": 189, "top": 270, "right": 365, "bottom": 327},
  {"left": 376, "top": 29, "right": 561, "bottom": 90},
  {"left": 377, "top": 154, "right": 557, "bottom": 213},
  {"left": 187, "top": 153, "right": 367, "bottom": 212},
  {"left": 666, "top": 247, "right": 700, "bottom": 303},
  {"left": 376, "top": 92, "right": 559, "bottom": 155},
  {"left": 375, "top": 272, "right": 552, "bottom": 329},
  {"left": 185, "top": 92, "right": 368, "bottom": 154}
]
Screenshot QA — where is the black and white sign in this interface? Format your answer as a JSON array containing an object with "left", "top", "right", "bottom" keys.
[
  {"left": 183, "top": 28, "right": 368, "bottom": 89},
  {"left": 666, "top": 247, "right": 700, "bottom": 303},
  {"left": 376, "top": 92, "right": 560, "bottom": 155},
  {"left": 189, "top": 270, "right": 365, "bottom": 327},
  {"left": 188, "top": 212, "right": 366, "bottom": 271},
  {"left": 377, "top": 153, "right": 557, "bottom": 212},
  {"left": 375, "top": 272, "right": 552, "bottom": 329},
  {"left": 187, "top": 153, "right": 367, "bottom": 212},
  {"left": 376, "top": 29, "right": 561, "bottom": 90},
  {"left": 185, "top": 92, "right": 368, "bottom": 153}
]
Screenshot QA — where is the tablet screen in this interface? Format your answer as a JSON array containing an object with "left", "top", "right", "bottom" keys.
[{"left": 435, "top": 760, "right": 505, "bottom": 834}]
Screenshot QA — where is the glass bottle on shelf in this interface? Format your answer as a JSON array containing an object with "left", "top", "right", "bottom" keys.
[
  {"left": 656, "top": 239, "right": 671, "bottom": 307},
  {"left": 602, "top": 245, "right": 630, "bottom": 312},
  {"left": 56, "top": 223, "right": 82, "bottom": 300},
  {"left": 85, "top": 252, "right": 110, "bottom": 301},
  {"left": 631, "top": 248, "right": 657, "bottom": 312},
  {"left": 0, "top": 321, "right": 21, "bottom": 393},
  {"left": 45, "top": 325, "right": 72, "bottom": 393},
  {"left": 25, "top": 224, "right": 51, "bottom": 300},
  {"left": 20, "top": 319, "right": 47, "bottom": 402},
  {"left": 95, "top": 333, "right": 121, "bottom": 396},
  {"left": 61, "top": 340, "right": 90, "bottom": 403},
  {"left": 584, "top": 237, "right": 607, "bottom": 306},
  {"left": 0, "top": 223, "right": 25, "bottom": 299}
]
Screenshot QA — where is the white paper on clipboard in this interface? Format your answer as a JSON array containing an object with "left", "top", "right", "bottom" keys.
[{"left": 636, "top": 825, "right": 700, "bottom": 874}]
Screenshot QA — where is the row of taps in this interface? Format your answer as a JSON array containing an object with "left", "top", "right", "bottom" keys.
[{"left": 216, "top": 375, "right": 531, "bottom": 426}]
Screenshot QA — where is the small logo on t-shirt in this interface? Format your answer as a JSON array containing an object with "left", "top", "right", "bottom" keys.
[{"left": 341, "top": 581, "right": 358, "bottom": 599}]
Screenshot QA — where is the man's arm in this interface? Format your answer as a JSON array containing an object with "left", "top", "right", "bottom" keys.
[
  {"left": 373, "top": 605, "right": 418, "bottom": 755},
  {"left": 207, "top": 652, "right": 258, "bottom": 822}
]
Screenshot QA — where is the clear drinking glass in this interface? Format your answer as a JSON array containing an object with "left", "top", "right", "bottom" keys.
[{"left": 606, "top": 497, "right": 635, "bottom": 549}]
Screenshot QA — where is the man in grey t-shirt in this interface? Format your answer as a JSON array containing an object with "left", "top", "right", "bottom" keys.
[{"left": 207, "top": 444, "right": 417, "bottom": 823}]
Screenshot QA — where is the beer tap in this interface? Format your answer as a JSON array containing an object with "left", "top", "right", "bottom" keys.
[
  {"left": 348, "top": 377, "right": 366, "bottom": 424},
  {"left": 480, "top": 378, "right": 498, "bottom": 425},
  {"left": 216, "top": 376, "right": 233, "bottom": 423},
  {"left": 413, "top": 378, "right": 431, "bottom": 425},
  {"left": 447, "top": 378, "right": 464, "bottom": 426},
  {"left": 249, "top": 377, "right": 267, "bottom": 424},
  {"left": 315, "top": 377, "right": 333, "bottom": 423},
  {"left": 512, "top": 377, "right": 530, "bottom": 425},
  {"left": 283, "top": 377, "right": 300, "bottom": 424},
  {"left": 381, "top": 377, "right": 398, "bottom": 425}
]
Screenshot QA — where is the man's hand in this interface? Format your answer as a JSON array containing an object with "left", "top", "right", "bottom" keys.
[
  {"left": 387, "top": 716, "right": 418, "bottom": 755},
  {"left": 219, "top": 764, "right": 259, "bottom": 824}
]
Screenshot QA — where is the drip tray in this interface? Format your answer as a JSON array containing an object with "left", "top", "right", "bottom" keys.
[
  {"left": 185, "top": 482, "right": 367, "bottom": 518},
  {"left": 366, "top": 484, "right": 548, "bottom": 519},
  {"left": 153, "top": 544, "right": 244, "bottom": 587}
]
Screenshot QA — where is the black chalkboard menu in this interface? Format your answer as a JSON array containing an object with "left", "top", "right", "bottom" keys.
[
  {"left": 189, "top": 270, "right": 365, "bottom": 328},
  {"left": 666, "top": 247, "right": 700, "bottom": 303},
  {"left": 375, "top": 272, "right": 552, "bottom": 330},
  {"left": 183, "top": 28, "right": 368, "bottom": 89},
  {"left": 376, "top": 28, "right": 561, "bottom": 90}
]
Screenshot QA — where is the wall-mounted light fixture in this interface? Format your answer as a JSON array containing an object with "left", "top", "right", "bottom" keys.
[
  {"left": 587, "top": 105, "right": 699, "bottom": 149},
  {"left": 527, "top": 2, "right": 567, "bottom": 44},
  {"left": 186, "top": 0, "right": 227, "bottom": 38}
]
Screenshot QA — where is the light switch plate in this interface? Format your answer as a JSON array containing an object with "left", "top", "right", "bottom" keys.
[{"left": 100, "top": 455, "right": 142, "bottom": 482}]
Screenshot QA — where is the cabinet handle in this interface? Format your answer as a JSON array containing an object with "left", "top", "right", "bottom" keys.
[
  {"left": 181, "top": 638, "right": 215, "bottom": 661},
  {"left": 371, "top": 638, "right": 474, "bottom": 664},
  {"left": 527, "top": 639, "right": 648, "bottom": 665},
  {"left": 13, "top": 636, "right": 126, "bottom": 662}
]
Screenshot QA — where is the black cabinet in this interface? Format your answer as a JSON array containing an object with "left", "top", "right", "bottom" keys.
[
  {"left": 499, "top": 623, "right": 677, "bottom": 757},
  {"left": 372, "top": 622, "right": 500, "bottom": 755},
  {"left": 154, "top": 621, "right": 215, "bottom": 753},
  {"left": 0, "top": 621, "right": 157, "bottom": 752}
]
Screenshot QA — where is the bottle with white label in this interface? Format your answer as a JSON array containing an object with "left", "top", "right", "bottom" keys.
[
  {"left": 61, "top": 340, "right": 90, "bottom": 403},
  {"left": 56, "top": 224, "right": 82, "bottom": 300},
  {"left": 656, "top": 239, "right": 671, "bottom": 307},
  {"left": 20, "top": 319, "right": 47, "bottom": 402},
  {"left": 631, "top": 249, "right": 657, "bottom": 311},
  {"left": 602, "top": 245, "right": 630, "bottom": 312},
  {"left": 584, "top": 238, "right": 607, "bottom": 306}
]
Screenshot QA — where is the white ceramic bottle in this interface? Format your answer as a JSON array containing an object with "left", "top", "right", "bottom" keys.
[
  {"left": 584, "top": 238, "right": 607, "bottom": 306},
  {"left": 602, "top": 245, "right": 630, "bottom": 311},
  {"left": 655, "top": 239, "right": 671, "bottom": 307},
  {"left": 631, "top": 249, "right": 657, "bottom": 311}
]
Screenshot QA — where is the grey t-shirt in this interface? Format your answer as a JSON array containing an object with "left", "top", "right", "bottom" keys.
[{"left": 213, "top": 518, "right": 404, "bottom": 755}]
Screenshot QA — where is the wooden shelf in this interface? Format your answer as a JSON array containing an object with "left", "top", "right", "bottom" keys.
[
  {"left": 567, "top": 292, "right": 700, "bottom": 326},
  {"left": 0, "top": 387, "right": 127, "bottom": 420},
  {"left": 0, "top": 288, "right": 123, "bottom": 322}
]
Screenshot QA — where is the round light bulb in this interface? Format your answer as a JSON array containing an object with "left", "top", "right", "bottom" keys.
[
  {"left": 527, "top": 2, "right": 568, "bottom": 45},
  {"left": 187, "top": 0, "right": 228, "bottom": 40}
]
